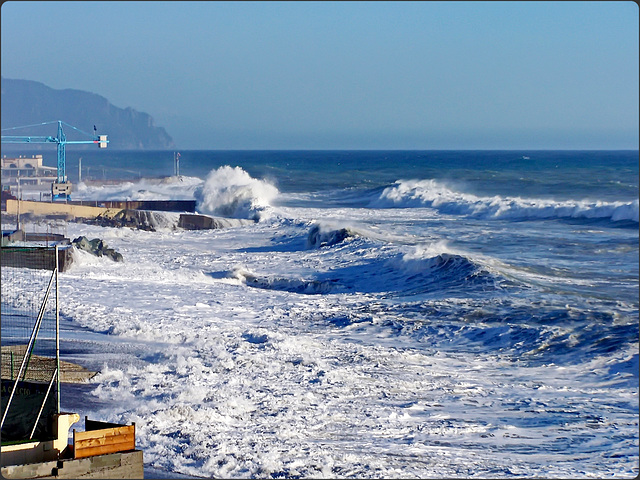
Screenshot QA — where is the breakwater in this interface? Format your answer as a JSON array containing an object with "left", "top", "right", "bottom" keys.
[
  {"left": 68, "top": 200, "right": 196, "bottom": 213},
  {"left": 4, "top": 199, "right": 244, "bottom": 232}
]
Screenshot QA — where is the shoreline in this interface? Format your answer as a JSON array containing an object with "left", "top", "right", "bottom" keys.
[{"left": 1, "top": 345, "right": 96, "bottom": 384}]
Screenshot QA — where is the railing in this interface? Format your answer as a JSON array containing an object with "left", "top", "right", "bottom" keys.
[{"left": 1, "top": 245, "right": 60, "bottom": 443}]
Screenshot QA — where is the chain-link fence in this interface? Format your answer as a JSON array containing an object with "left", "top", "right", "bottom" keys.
[{"left": 1, "top": 245, "right": 59, "bottom": 443}]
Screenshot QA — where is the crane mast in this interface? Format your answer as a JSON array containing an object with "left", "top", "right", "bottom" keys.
[{"left": 1, "top": 121, "right": 108, "bottom": 200}]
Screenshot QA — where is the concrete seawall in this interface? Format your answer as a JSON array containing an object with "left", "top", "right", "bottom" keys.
[
  {"left": 5, "top": 199, "right": 121, "bottom": 220},
  {"left": 68, "top": 200, "right": 196, "bottom": 213},
  {"left": 1, "top": 450, "right": 143, "bottom": 479},
  {"left": 4, "top": 199, "right": 236, "bottom": 232},
  {"left": 5, "top": 199, "right": 195, "bottom": 219}
]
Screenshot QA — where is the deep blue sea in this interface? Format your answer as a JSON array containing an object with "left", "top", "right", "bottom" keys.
[
  {"left": 66, "top": 149, "right": 638, "bottom": 200},
  {"left": 6, "top": 149, "right": 638, "bottom": 477}
]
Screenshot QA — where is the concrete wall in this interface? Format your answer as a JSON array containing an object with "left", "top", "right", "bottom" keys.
[
  {"left": 178, "top": 214, "right": 220, "bottom": 230},
  {"left": 5, "top": 199, "right": 121, "bottom": 220},
  {"left": 1, "top": 450, "right": 143, "bottom": 479},
  {"left": 1, "top": 414, "right": 79, "bottom": 468},
  {"left": 0, "top": 245, "right": 73, "bottom": 271},
  {"left": 6, "top": 199, "right": 196, "bottom": 218},
  {"left": 1, "top": 229, "right": 24, "bottom": 246},
  {"left": 69, "top": 200, "right": 196, "bottom": 213}
]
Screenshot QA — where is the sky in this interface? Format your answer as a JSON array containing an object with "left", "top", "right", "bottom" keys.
[{"left": 1, "top": 1, "right": 638, "bottom": 150}]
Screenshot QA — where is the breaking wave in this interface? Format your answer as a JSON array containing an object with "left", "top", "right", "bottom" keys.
[
  {"left": 230, "top": 269, "right": 336, "bottom": 295},
  {"left": 222, "top": 241, "right": 507, "bottom": 299},
  {"left": 138, "top": 211, "right": 182, "bottom": 230},
  {"left": 382, "top": 245, "right": 505, "bottom": 297},
  {"left": 306, "top": 223, "right": 359, "bottom": 249},
  {"left": 194, "top": 166, "right": 279, "bottom": 220},
  {"left": 373, "top": 179, "right": 639, "bottom": 223}
]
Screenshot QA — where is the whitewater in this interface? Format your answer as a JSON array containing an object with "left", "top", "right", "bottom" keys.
[{"left": 2, "top": 150, "right": 638, "bottom": 478}]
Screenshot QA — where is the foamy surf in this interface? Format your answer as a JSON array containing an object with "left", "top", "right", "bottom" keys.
[
  {"left": 194, "top": 166, "right": 279, "bottom": 221},
  {"left": 374, "top": 178, "right": 639, "bottom": 223},
  {"left": 4, "top": 150, "right": 635, "bottom": 479},
  {"left": 75, "top": 175, "right": 204, "bottom": 201}
]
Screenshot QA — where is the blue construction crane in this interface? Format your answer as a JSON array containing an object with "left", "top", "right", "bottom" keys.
[{"left": 1, "top": 120, "right": 108, "bottom": 199}]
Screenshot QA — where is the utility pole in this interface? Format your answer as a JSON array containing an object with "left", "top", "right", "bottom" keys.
[
  {"left": 16, "top": 179, "right": 20, "bottom": 231},
  {"left": 174, "top": 152, "right": 181, "bottom": 177}
]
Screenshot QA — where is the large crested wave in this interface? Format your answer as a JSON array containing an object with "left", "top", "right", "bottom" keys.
[
  {"left": 226, "top": 239, "right": 506, "bottom": 298},
  {"left": 383, "top": 243, "right": 505, "bottom": 297},
  {"left": 373, "top": 179, "right": 639, "bottom": 223},
  {"left": 194, "top": 166, "right": 279, "bottom": 220},
  {"left": 74, "top": 167, "right": 279, "bottom": 221}
]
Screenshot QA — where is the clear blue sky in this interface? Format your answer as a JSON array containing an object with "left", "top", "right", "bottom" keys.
[{"left": 1, "top": 1, "right": 638, "bottom": 150}]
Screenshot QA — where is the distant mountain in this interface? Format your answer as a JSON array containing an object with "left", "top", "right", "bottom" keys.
[{"left": 1, "top": 78, "right": 174, "bottom": 150}]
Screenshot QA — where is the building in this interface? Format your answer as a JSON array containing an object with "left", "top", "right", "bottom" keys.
[
  {"left": 2, "top": 155, "right": 58, "bottom": 186},
  {"left": 1, "top": 155, "right": 57, "bottom": 201}
]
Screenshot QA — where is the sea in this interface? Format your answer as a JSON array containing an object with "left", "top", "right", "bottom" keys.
[{"left": 3, "top": 150, "right": 639, "bottom": 478}]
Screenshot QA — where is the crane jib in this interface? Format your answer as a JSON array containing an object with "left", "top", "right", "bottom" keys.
[{"left": 1, "top": 120, "right": 108, "bottom": 200}]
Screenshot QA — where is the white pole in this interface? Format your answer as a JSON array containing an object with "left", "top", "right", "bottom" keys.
[
  {"left": 78, "top": 157, "right": 82, "bottom": 183},
  {"left": 16, "top": 179, "right": 20, "bottom": 231},
  {"left": 30, "top": 368, "right": 58, "bottom": 440},
  {"left": 55, "top": 245, "right": 60, "bottom": 414}
]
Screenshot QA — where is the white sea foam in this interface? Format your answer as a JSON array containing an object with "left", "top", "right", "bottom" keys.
[
  {"left": 375, "top": 179, "right": 640, "bottom": 222},
  {"left": 74, "top": 176, "right": 204, "bottom": 201},
  {"left": 194, "top": 166, "right": 279, "bottom": 220},
  {"left": 74, "top": 167, "right": 281, "bottom": 223},
  {"left": 144, "top": 211, "right": 182, "bottom": 230},
  {"left": 4, "top": 165, "right": 636, "bottom": 479}
]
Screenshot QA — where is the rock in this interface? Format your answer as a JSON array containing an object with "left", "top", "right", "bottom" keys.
[
  {"left": 72, "top": 236, "right": 92, "bottom": 252},
  {"left": 103, "top": 248, "right": 124, "bottom": 262},
  {"left": 72, "top": 236, "right": 123, "bottom": 262},
  {"left": 87, "top": 209, "right": 156, "bottom": 231},
  {"left": 306, "top": 224, "right": 355, "bottom": 249},
  {"left": 88, "top": 238, "right": 104, "bottom": 254}
]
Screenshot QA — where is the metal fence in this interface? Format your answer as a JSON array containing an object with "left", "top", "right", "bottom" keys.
[{"left": 1, "top": 245, "right": 60, "bottom": 443}]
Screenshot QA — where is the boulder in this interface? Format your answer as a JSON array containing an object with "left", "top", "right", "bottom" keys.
[
  {"left": 87, "top": 209, "right": 156, "bottom": 231},
  {"left": 72, "top": 236, "right": 123, "bottom": 262}
]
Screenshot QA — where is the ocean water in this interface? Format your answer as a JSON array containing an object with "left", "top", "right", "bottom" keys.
[{"left": 4, "top": 150, "right": 639, "bottom": 478}]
